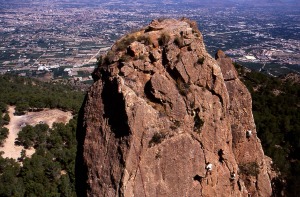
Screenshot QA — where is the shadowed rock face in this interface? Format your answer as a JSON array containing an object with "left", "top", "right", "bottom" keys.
[{"left": 78, "top": 18, "right": 273, "bottom": 197}]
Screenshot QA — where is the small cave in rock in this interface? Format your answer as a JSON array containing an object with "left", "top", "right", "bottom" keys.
[
  {"left": 148, "top": 132, "right": 166, "bottom": 147},
  {"left": 102, "top": 78, "right": 130, "bottom": 138},
  {"left": 218, "top": 149, "right": 225, "bottom": 163},
  {"left": 149, "top": 53, "right": 157, "bottom": 63},
  {"left": 193, "top": 175, "right": 202, "bottom": 183},
  {"left": 144, "top": 80, "right": 163, "bottom": 104},
  {"left": 144, "top": 80, "right": 168, "bottom": 117},
  {"left": 165, "top": 66, "right": 190, "bottom": 96},
  {"left": 162, "top": 47, "right": 169, "bottom": 66},
  {"left": 194, "top": 109, "right": 204, "bottom": 133},
  {"left": 177, "top": 78, "right": 190, "bottom": 96}
]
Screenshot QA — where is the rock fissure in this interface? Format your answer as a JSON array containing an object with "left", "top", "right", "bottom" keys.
[
  {"left": 207, "top": 87, "right": 224, "bottom": 108},
  {"left": 180, "top": 58, "right": 191, "bottom": 82},
  {"left": 224, "top": 78, "right": 236, "bottom": 82},
  {"left": 117, "top": 172, "right": 125, "bottom": 197},
  {"left": 102, "top": 79, "right": 131, "bottom": 138}
]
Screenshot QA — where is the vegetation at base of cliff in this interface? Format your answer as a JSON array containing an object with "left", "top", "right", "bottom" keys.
[
  {"left": 0, "top": 108, "right": 10, "bottom": 145},
  {"left": 16, "top": 123, "right": 49, "bottom": 149},
  {"left": 0, "top": 74, "right": 84, "bottom": 196},
  {"left": 235, "top": 63, "right": 300, "bottom": 196},
  {"left": 0, "top": 119, "right": 77, "bottom": 197},
  {"left": 0, "top": 128, "right": 9, "bottom": 146},
  {"left": 0, "top": 74, "right": 84, "bottom": 115}
]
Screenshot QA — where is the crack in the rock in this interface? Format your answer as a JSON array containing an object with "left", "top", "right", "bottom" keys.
[
  {"left": 144, "top": 80, "right": 164, "bottom": 105},
  {"left": 206, "top": 86, "right": 224, "bottom": 108},
  {"left": 224, "top": 78, "right": 236, "bottom": 82},
  {"left": 103, "top": 119, "right": 111, "bottom": 157},
  {"left": 180, "top": 58, "right": 191, "bottom": 82},
  {"left": 206, "top": 68, "right": 225, "bottom": 107},
  {"left": 255, "top": 179, "right": 259, "bottom": 195},
  {"left": 102, "top": 78, "right": 131, "bottom": 138},
  {"left": 190, "top": 134, "right": 207, "bottom": 165},
  {"left": 118, "top": 171, "right": 125, "bottom": 197},
  {"left": 162, "top": 47, "right": 169, "bottom": 67}
]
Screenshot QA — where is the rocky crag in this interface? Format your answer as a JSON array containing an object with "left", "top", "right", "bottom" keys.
[{"left": 77, "top": 18, "right": 274, "bottom": 196}]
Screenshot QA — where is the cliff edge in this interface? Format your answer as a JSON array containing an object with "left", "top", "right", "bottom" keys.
[{"left": 77, "top": 18, "right": 274, "bottom": 197}]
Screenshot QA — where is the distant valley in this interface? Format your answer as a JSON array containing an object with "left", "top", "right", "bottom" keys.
[{"left": 0, "top": 0, "right": 299, "bottom": 83}]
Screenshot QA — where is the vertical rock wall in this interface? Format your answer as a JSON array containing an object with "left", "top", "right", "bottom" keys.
[{"left": 78, "top": 19, "right": 273, "bottom": 197}]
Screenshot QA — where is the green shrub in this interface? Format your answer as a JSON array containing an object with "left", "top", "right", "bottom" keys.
[
  {"left": 149, "top": 132, "right": 166, "bottom": 147},
  {"left": 119, "top": 54, "right": 131, "bottom": 62},
  {"left": 16, "top": 124, "right": 49, "bottom": 149},
  {"left": 15, "top": 102, "right": 29, "bottom": 115},
  {"left": 116, "top": 35, "right": 136, "bottom": 51},
  {"left": 197, "top": 57, "right": 205, "bottom": 65},
  {"left": 139, "top": 54, "right": 146, "bottom": 61},
  {"left": 158, "top": 32, "right": 171, "bottom": 46},
  {"left": 0, "top": 127, "right": 9, "bottom": 146},
  {"left": 2, "top": 113, "right": 10, "bottom": 125},
  {"left": 194, "top": 114, "right": 204, "bottom": 133},
  {"left": 194, "top": 33, "right": 200, "bottom": 37},
  {"left": 137, "top": 35, "right": 152, "bottom": 46},
  {"left": 0, "top": 102, "right": 7, "bottom": 113},
  {"left": 97, "top": 55, "right": 104, "bottom": 66},
  {"left": 104, "top": 51, "right": 116, "bottom": 64},
  {"left": 174, "top": 36, "right": 184, "bottom": 48},
  {"left": 176, "top": 78, "right": 190, "bottom": 96},
  {"left": 239, "top": 162, "right": 259, "bottom": 177},
  {"left": 170, "top": 120, "right": 181, "bottom": 130},
  {"left": 157, "top": 18, "right": 167, "bottom": 22}
]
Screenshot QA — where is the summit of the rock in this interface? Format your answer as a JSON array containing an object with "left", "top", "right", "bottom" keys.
[{"left": 78, "top": 18, "right": 274, "bottom": 197}]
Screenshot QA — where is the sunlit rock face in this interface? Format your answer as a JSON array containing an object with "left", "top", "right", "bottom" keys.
[{"left": 78, "top": 18, "right": 273, "bottom": 197}]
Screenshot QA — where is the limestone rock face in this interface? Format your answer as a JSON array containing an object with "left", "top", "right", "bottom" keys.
[{"left": 78, "top": 19, "right": 273, "bottom": 197}]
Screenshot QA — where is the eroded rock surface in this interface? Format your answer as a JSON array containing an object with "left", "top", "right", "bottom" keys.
[{"left": 78, "top": 18, "right": 273, "bottom": 197}]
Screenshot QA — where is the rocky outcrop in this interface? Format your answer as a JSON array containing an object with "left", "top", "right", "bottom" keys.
[{"left": 78, "top": 18, "right": 273, "bottom": 196}]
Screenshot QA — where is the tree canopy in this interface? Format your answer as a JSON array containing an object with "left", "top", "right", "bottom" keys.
[
  {"left": 0, "top": 74, "right": 84, "bottom": 196},
  {"left": 0, "top": 74, "right": 84, "bottom": 115}
]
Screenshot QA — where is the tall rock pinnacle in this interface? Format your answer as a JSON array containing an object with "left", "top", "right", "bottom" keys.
[{"left": 77, "top": 18, "right": 274, "bottom": 196}]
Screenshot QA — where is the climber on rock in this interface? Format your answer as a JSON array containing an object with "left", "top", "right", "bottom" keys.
[
  {"left": 230, "top": 171, "right": 236, "bottom": 181},
  {"left": 246, "top": 130, "right": 252, "bottom": 139},
  {"left": 206, "top": 162, "right": 213, "bottom": 175}
]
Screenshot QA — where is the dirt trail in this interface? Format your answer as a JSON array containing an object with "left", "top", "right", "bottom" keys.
[{"left": 0, "top": 106, "right": 73, "bottom": 160}]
